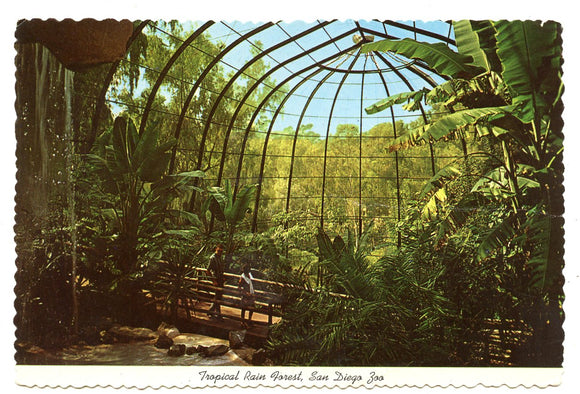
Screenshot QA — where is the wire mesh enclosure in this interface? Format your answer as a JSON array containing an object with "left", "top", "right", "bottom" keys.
[
  {"left": 13, "top": 18, "right": 565, "bottom": 369},
  {"left": 83, "top": 20, "right": 467, "bottom": 247}
]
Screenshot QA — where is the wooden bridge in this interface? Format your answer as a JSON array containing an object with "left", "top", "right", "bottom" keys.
[
  {"left": 153, "top": 265, "right": 287, "bottom": 346},
  {"left": 151, "top": 264, "right": 532, "bottom": 364}
]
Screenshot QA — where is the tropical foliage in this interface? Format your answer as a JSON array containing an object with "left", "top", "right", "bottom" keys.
[
  {"left": 362, "top": 20, "right": 564, "bottom": 293},
  {"left": 80, "top": 115, "right": 204, "bottom": 320},
  {"left": 267, "top": 19, "right": 564, "bottom": 366},
  {"left": 14, "top": 20, "right": 564, "bottom": 367}
]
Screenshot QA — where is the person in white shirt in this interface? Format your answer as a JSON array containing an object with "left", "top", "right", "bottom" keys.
[{"left": 238, "top": 262, "right": 255, "bottom": 328}]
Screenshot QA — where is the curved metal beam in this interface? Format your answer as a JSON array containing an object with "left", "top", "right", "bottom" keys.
[
  {"left": 213, "top": 28, "right": 359, "bottom": 188},
  {"left": 138, "top": 21, "right": 214, "bottom": 136},
  {"left": 316, "top": 61, "right": 416, "bottom": 74},
  {"left": 320, "top": 51, "right": 361, "bottom": 229},
  {"left": 358, "top": 57, "right": 367, "bottom": 237},
  {"left": 170, "top": 22, "right": 274, "bottom": 176},
  {"left": 239, "top": 47, "right": 355, "bottom": 231},
  {"left": 246, "top": 67, "right": 328, "bottom": 232},
  {"left": 360, "top": 26, "right": 446, "bottom": 86},
  {"left": 373, "top": 51, "right": 437, "bottom": 175},
  {"left": 381, "top": 20, "right": 455, "bottom": 46},
  {"left": 252, "top": 46, "right": 353, "bottom": 231},
  {"left": 183, "top": 21, "right": 333, "bottom": 182},
  {"left": 283, "top": 70, "right": 336, "bottom": 220},
  {"left": 236, "top": 51, "right": 350, "bottom": 198},
  {"left": 242, "top": 50, "right": 353, "bottom": 231},
  {"left": 369, "top": 52, "right": 403, "bottom": 247}
]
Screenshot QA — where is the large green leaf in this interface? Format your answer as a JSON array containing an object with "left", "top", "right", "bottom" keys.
[
  {"left": 362, "top": 38, "right": 485, "bottom": 78},
  {"left": 137, "top": 150, "right": 172, "bottom": 182},
  {"left": 206, "top": 180, "right": 256, "bottom": 228},
  {"left": 418, "top": 165, "right": 463, "bottom": 221},
  {"left": 227, "top": 183, "right": 257, "bottom": 226},
  {"left": 471, "top": 166, "right": 514, "bottom": 200},
  {"left": 166, "top": 210, "right": 203, "bottom": 227},
  {"left": 389, "top": 106, "right": 513, "bottom": 151},
  {"left": 419, "top": 164, "right": 462, "bottom": 206},
  {"left": 427, "top": 106, "right": 513, "bottom": 140},
  {"left": 150, "top": 171, "right": 205, "bottom": 200},
  {"left": 133, "top": 121, "right": 163, "bottom": 170},
  {"left": 453, "top": 20, "right": 490, "bottom": 70},
  {"left": 494, "top": 20, "right": 562, "bottom": 124},
  {"left": 520, "top": 206, "right": 561, "bottom": 291},
  {"left": 364, "top": 89, "right": 429, "bottom": 115},
  {"left": 111, "top": 116, "right": 138, "bottom": 173},
  {"left": 470, "top": 20, "right": 502, "bottom": 73},
  {"left": 317, "top": 227, "right": 337, "bottom": 262},
  {"left": 476, "top": 212, "right": 520, "bottom": 261}
]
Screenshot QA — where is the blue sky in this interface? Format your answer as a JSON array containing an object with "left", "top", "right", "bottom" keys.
[{"left": 116, "top": 20, "right": 453, "bottom": 136}]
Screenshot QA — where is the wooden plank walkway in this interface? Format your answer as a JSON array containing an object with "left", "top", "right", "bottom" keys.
[{"left": 153, "top": 265, "right": 285, "bottom": 345}]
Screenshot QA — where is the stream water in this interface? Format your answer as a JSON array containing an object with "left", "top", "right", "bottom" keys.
[{"left": 47, "top": 333, "right": 248, "bottom": 366}]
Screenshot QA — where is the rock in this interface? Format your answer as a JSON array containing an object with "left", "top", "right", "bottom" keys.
[
  {"left": 14, "top": 343, "right": 58, "bottom": 364},
  {"left": 154, "top": 334, "right": 174, "bottom": 349},
  {"left": 229, "top": 330, "right": 246, "bottom": 349},
  {"left": 186, "top": 346, "right": 197, "bottom": 355},
  {"left": 167, "top": 344, "right": 186, "bottom": 357},
  {"left": 107, "top": 326, "right": 157, "bottom": 343},
  {"left": 100, "top": 330, "right": 116, "bottom": 344},
  {"left": 197, "top": 345, "right": 208, "bottom": 356},
  {"left": 157, "top": 322, "right": 180, "bottom": 339},
  {"left": 204, "top": 344, "right": 230, "bottom": 357},
  {"left": 252, "top": 349, "right": 267, "bottom": 366},
  {"left": 79, "top": 325, "right": 101, "bottom": 346},
  {"left": 231, "top": 347, "right": 255, "bottom": 364}
]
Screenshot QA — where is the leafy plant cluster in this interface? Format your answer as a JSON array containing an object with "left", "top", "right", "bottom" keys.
[
  {"left": 15, "top": 20, "right": 564, "bottom": 368},
  {"left": 267, "top": 20, "right": 564, "bottom": 366}
]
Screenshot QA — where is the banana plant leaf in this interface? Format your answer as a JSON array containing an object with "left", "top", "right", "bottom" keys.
[
  {"left": 316, "top": 227, "right": 338, "bottom": 262},
  {"left": 362, "top": 38, "right": 485, "bottom": 79},
  {"left": 470, "top": 20, "right": 502, "bottom": 73},
  {"left": 453, "top": 20, "right": 490, "bottom": 70},
  {"left": 494, "top": 20, "right": 562, "bottom": 124},
  {"left": 389, "top": 106, "right": 514, "bottom": 151},
  {"left": 419, "top": 165, "right": 463, "bottom": 201},
  {"left": 471, "top": 166, "right": 513, "bottom": 199},
  {"left": 524, "top": 208, "right": 559, "bottom": 291},
  {"left": 227, "top": 183, "right": 257, "bottom": 226},
  {"left": 111, "top": 116, "right": 138, "bottom": 174},
  {"left": 476, "top": 211, "right": 520, "bottom": 262},
  {"left": 364, "top": 89, "right": 429, "bottom": 115}
]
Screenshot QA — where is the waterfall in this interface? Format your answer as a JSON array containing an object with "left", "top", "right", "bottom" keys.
[
  {"left": 34, "top": 45, "right": 51, "bottom": 215},
  {"left": 64, "top": 66, "right": 79, "bottom": 330}
]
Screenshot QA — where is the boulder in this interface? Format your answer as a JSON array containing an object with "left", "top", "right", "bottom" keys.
[
  {"left": 204, "top": 344, "right": 230, "bottom": 357},
  {"left": 197, "top": 345, "right": 208, "bottom": 356},
  {"left": 79, "top": 325, "right": 101, "bottom": 346},
  {"left": 107, "top": 326, "right": 157, "bottom": 343},
  {"left": 252, "top": 349, "right": 268, "bottom": 366},
  {"left": 231, "top": 347, "right": 255, "bottom": 364},
  {"left": 157, "top": 322, "right": 180, "bottom": 339},
  {"left": 228, "top": 330, "right": 246, "bottom": 349},
  {"left": 100, "top": 330, "right": 116, "bottom": 344},
  {"left": 154, "top": 334, "right": 174, "bottom": 349},
  {"left": 167, "top": 344, "right": 186, "bottom": 357}
]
